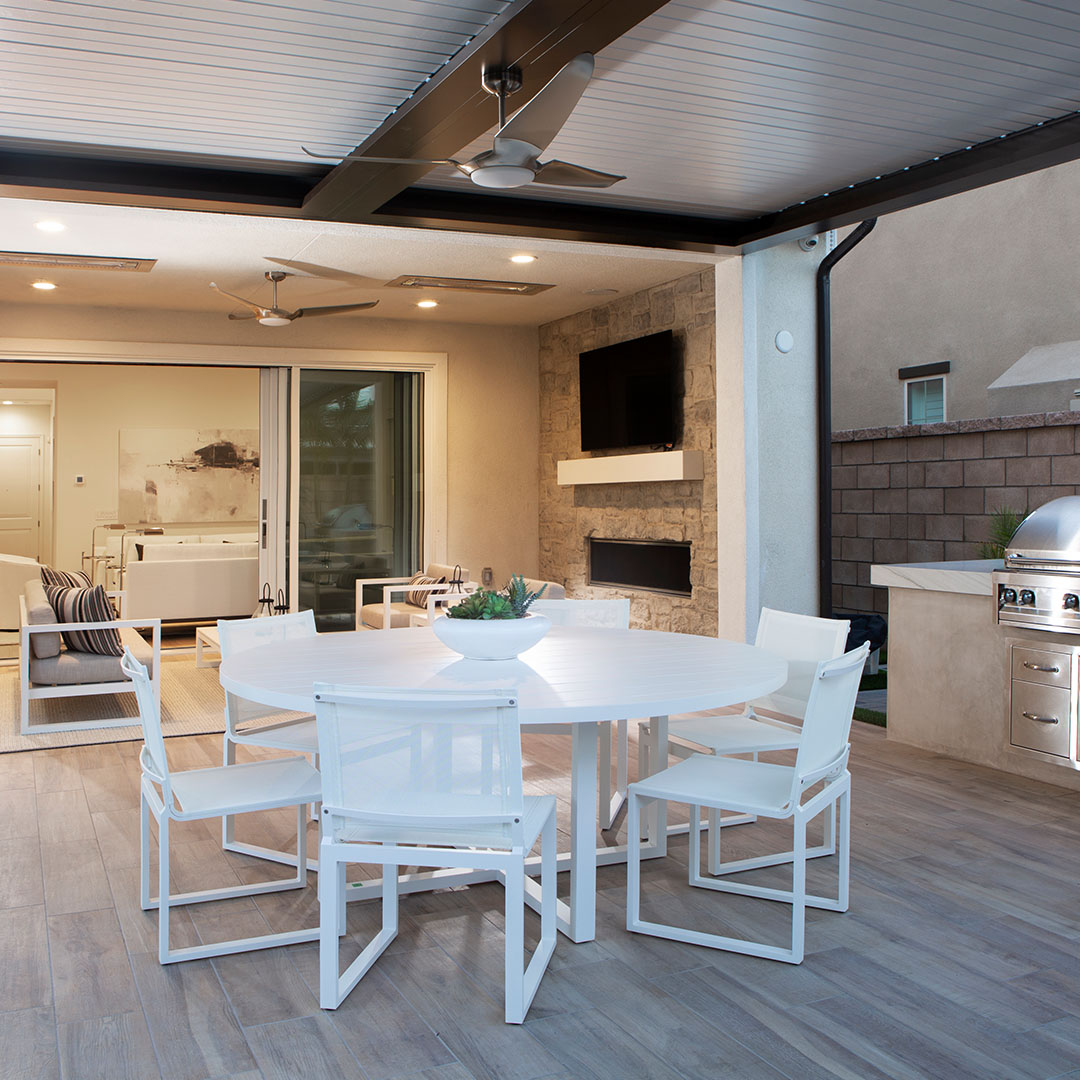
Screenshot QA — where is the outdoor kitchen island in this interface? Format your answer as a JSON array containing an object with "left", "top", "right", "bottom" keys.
[{"left": 871, "top": 559, "right": 1080, "bottom": 791}]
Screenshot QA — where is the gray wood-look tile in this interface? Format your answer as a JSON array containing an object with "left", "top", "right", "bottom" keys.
[
  {"left": 40, "top": 839, "right": 113, "bottom": 917},
  {"left": 0, "top": 836, "right": 43, "bottom": 910},
  {"left": 0, "top": 750, "right": 35, "bottom": 792},
  {"left": 31, "top": 749, "right": 80, "bottom": 794},
  {"left": 35, "top": 788, "right": 95, "bottom": 846},
  {"left": 245, "top": 1014, "right": 364, "bottom": 1080},
  {"left": 0, "top": 905, "right": 51, "bottom": 1012},
  {"left": 48, "top": 908, "right": 138, "bottom": 1023},
  {"left": 56, "top": 1011, "right": 161, "bottom": 1080},
  {"left": 0, "top": 1006, "right": 60, "bottom": 1080},
  {"left": 130, "top": 951, "right": 256, "bottom": 1080},
  {"left": 0, "top": 788, "right": 38, "bottom": 842}
]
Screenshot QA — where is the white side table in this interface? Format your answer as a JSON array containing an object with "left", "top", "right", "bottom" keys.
[{"left": 194, "top": 625, "right": 221, "bottom": 667}]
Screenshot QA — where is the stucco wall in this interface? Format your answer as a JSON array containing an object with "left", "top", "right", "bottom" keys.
[
  {"left": 831, "top": 156, "right": 1080, "bottom": 429},
  {"left": 0, "top": 304, "right": 540, "bottom": 587}
]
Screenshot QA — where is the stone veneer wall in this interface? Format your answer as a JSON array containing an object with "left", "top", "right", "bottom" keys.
[
  {"left": 537, "top": 268, "right": 718, "bottom": 635},
  {"left": 832, "top": 411, "right": 1080, "bottom": 615}
]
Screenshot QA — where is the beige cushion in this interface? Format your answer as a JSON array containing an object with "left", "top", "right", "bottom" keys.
[
  {"left": 29, "top": 627, "right": 154, "bottom": 686},
  {"left": 25, "top": 580, "right": 61, "bottom": 659},
  {"left": 360, "top": 601, "right": 415, "bottom": 630},
  {"left": 520, "top": 578, "right": 565, "bottom": 600}
]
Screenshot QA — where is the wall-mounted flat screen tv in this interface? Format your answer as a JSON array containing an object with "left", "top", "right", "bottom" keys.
[{"left": 578, "top": 330, "right": 680, "bottom": 452}]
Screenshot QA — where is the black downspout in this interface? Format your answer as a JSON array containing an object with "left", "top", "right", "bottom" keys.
[{"left": 816, "top": 219, "right": 877, "bottom": 618}]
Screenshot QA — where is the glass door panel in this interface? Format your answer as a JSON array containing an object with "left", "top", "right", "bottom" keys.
[{"left": 294, "top": 369, "right": 422, "bottom": 631}]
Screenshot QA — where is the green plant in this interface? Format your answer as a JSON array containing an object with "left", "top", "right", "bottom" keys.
[
  {"left": 505, "top": 573, "right": 547, "bottom": 617},
  {"left": 446, "top": 590, "right": 516, "bottom": 620},
  {"left": 977, "top": 506, "right": 1028, "bottom": 559}
]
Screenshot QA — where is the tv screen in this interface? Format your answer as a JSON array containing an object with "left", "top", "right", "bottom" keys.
[{"left": 579, "top": 330, "right": 680, "bottom": 452}]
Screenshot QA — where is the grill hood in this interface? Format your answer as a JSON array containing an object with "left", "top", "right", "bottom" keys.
[{"left": 1005, "top": 497, "right": 1080, "bottom": 570}]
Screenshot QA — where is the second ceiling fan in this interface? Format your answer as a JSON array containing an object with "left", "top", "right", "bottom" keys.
[
  {"left": 210, "top": 271, "right": 379, "bottom": 326},
  {"left": 307, "top": 53, "right": 624, "bottom": 191}
]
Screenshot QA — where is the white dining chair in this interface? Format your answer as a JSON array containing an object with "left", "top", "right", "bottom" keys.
[
  {"left": 313, "top": 684, "right": 557, "bottom": 1023},
  {"left": 123, "top": 649, "right": 321, "bottom": 964},
  {"left": 218, "top": 611, "right": 321, "bottom": 866},
  {"left": 530, "top": 597, "right": 631, "bottom": 829},
  {"left": 638, "top": 607, "right": 849, "bottom": 866},
  {"left": 627, "top": 642, "right": 868, "bottom": 964}
]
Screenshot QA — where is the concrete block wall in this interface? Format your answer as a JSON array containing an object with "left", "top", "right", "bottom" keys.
[{"left": 832, "top": 412, "right": 1080, "bottom": 615}]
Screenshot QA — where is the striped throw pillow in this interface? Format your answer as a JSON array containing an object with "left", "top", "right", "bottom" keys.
[
  {"left": 405, "top": 572, "right": 445, "bottom": 608},
  {"left": 43, "top": 584, "right": 124, "bottom": 657},
  {"left": 41, "top": 566, "right": 92, "bottom": 589}
]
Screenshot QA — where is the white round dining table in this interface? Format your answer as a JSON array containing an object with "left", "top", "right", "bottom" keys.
[{"left": 219, "top": 625, "right": 787, "bottom": 943}]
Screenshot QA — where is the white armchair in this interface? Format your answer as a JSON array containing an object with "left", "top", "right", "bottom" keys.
[{"left": 354, "top": 563, "right": 474, "bottom": 630}]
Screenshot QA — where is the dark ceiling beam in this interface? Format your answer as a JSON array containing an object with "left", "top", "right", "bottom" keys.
[
  {"left": 734, "top": 110, "right": 1080, "bottom": 251},
  {"left": 369, "top": 186, "right": 742, "bottom": 251},
  {"left": 301, "top": 0, "right": 671, "bottom": 223}
]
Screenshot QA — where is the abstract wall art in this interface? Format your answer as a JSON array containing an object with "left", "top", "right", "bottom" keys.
[{"left": 118, "top": 428, "right": 259, "bottom": 523}]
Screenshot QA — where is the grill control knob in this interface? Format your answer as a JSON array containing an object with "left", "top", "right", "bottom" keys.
[
  {"left": 1001, "top": 588, "right": 1017, "bottom": 604},
  {"left": 1020, "top": 590, "right": 1037, "bottom": 606},
  {"left": 1065, "top": 594, "right": 1079, "bottom": 610}
]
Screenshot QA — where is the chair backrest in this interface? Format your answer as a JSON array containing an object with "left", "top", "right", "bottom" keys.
[
  {"left": 121, "top": 647, "right": 173, "bottom": 805},
  {"left": 218, "top": 611, "right": 317, "bottom": 730},
  {"left": 530, "top": 597, "right": 630, "bottom": 628},
  {"left": 313, "top": 684, "right": 525, "bottom": 850},
  {"left": 790, "top": 642, "right": 869, "bottom": 794},
  {"left": 750, "top": 607, "right": 851, "bottom": 721}
]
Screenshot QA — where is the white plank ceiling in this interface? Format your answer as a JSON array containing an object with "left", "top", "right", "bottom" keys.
[{"left": 3, "top": 0, "right": 1080, "bottom": 217}]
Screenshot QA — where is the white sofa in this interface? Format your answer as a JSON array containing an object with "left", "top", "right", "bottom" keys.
[{"left": 124, "top": 539, "right": 259, "bottom": 621}]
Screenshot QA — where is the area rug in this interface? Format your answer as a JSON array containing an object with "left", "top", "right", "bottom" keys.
[{"left": 0, "top": 654, "right": 229, "bottom": 752}]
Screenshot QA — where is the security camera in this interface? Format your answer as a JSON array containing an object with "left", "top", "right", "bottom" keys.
[{"left": 797, "top": 236, "right": 820, "bottom": 251}]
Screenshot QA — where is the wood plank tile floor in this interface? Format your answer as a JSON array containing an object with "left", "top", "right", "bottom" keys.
[{"left": 3, "top": 721, "right": 1080, "bottom": 1080}]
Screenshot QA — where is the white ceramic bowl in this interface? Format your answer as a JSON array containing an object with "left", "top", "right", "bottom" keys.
[{"left": 432, "top": 612, "right": 551, "bottom": 661}]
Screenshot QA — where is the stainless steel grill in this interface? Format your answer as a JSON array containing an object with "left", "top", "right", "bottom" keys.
[{"left": 994, "top": 497, "right": 1080, "bottom": 634}]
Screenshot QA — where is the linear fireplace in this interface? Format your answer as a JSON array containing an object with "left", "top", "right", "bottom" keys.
[{"left": 588, "top": 538, "right": 692, "bottom": 597}]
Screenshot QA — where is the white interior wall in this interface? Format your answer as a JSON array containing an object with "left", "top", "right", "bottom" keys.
[
  {"left": 0, "top": 304, "right": 540, "bottom": 588},
  {"left": 741, "top": 240, "right": 822, "bottom": 624}
]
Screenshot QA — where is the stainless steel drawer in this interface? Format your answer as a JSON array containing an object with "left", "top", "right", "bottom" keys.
[
  {"left": 1012, "top": 646, "right": 1073, "bottom": 689},
  {"left": 1011, "top": 680, "right": 1072, "bottom": 757}
]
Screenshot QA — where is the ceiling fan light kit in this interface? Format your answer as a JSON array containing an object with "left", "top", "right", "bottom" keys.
[{"left": 304, "top": 53, "right": 624, "bottom": 192}]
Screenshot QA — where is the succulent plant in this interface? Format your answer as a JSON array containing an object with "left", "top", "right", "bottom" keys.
[
  {"left": 446, "top": 590, "right": 516, "bottom": 620},
  {"left": 505, "top": 573, "right": 547, "bottom": 617}
]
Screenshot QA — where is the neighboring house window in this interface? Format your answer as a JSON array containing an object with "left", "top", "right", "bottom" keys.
[
  {"left": 905, "top": 376, "right": 946, "bottom": 425},
  {"left": 898, "top": 362, "right": 949, "bottom": 425}
]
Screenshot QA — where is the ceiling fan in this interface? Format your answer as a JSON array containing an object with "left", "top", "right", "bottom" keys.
[
  {"left": 209, "top": 271, "right": 378, "bottom": 326},
  {"left": 304, "top": 52, "right": 624, "bottom": 191}
]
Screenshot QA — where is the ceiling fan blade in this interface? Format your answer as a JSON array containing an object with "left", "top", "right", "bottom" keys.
[
  {"left": 209, "top": 282, "right": 264, "bottom": 314},
  {"left": 301, "top": 146, "right": 459, "bottom": 166},
  {"left": 496, "top": 53, "right": 594, "bottom": 154},
  {"left": 227, "top": 311, "right": 258, "bottom": 320},
  {"left": 532, "top": 159, "right": 625, "bottom": 188},
  {"left": 294, "top": 301, "right": 380, "bottom": 319}
]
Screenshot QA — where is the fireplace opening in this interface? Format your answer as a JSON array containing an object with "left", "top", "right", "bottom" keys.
[{"left": 588, "top": 538, "right": 692, "bottom": 596}]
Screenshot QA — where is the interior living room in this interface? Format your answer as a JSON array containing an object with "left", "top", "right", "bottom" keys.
[{"left": 5, "top": 2, "right": 1080, "bottom": 1079}]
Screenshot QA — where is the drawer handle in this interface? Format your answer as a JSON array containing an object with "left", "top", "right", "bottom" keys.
[
  {"left": 1023, "top": 662, "right": 1061, "bottom": 673},
  {"left": 1022, "top": 711, "right": 1060, "bottom": 725}
]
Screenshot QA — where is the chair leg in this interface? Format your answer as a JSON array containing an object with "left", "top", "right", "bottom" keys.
[
  {"left": 637, "top": 721, "right": 650, "bottom": 784},
  {"left": 598, "top": 721, "right": 613, "bottom": 830},
  {"left": 504, "top": 858, "right": 526, "bottom": 1024},
  {"left": 139, "top": 791, "right": 152, "bottom": 911},
  {"left": 221, "top": 737, "right": 237, "bottom": 850},
  {"left": 791, "top": 811, "right": 807, "bottom": 964},
  {"left": 837, "top": 786, "right": 851, "bottom": 912},
  {"left": 319, "top": 849, "right": 342, "bottom": 1009},
  {"left": 626, "top": 791, "right": 642, "bottom": 931},
  {"left": 157, "top": 813, "right": 171, "bottom": 965}
]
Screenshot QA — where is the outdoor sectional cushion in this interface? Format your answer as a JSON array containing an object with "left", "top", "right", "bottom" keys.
[
  {"left": 25, "top": 580, "right": 61, "bottom": 659},
  {"left": 140, "top": 541, "right": 260, "bottom": 561},
  {"left": 44, "top": 583, "right": 124, "bottom": 656},
  {"left": 359, "top": 601, "right": 416, "bottom": 629},
  {"left": 404, "top": 572, "right": 445, "bottom": 608},
  {"left": 28, "top": 626, "right": 153, "bottom": 686},
  {"left": 41, "top": 566, "right": 92, "bottom": 589}
]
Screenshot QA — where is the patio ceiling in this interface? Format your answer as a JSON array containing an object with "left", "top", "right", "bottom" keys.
[{"left": 3, "top": 1, "right": 1080, "bottom": 249}]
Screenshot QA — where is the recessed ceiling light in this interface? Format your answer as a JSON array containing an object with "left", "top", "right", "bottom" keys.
[
  {"left": 35, "top": 220, "right": 66, "bottom": 234},
  {"left": 31, "top": 281, "right": 57, "bottom": 291},
  {"left": 416, "top": 300, "right": 438, "bottom": 309},
  {"left": 510, "top": 254, "right": 536, "bottom": 264},
  {"left": 1, "top": 401, "right": 13, "bottom": 406}
]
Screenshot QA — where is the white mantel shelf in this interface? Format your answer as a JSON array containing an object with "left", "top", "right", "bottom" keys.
[{"left": 556, "top": 450, "right": 704, "bottom": 486}]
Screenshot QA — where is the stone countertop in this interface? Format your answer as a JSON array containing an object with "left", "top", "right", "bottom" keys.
[{"left": 870, "top": 560, "right": 1002, "bottom": 596}]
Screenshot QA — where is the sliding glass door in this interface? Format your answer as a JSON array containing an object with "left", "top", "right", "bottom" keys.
[{"left": 292, "top": 369, "right": 422, "bottom": 630}]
